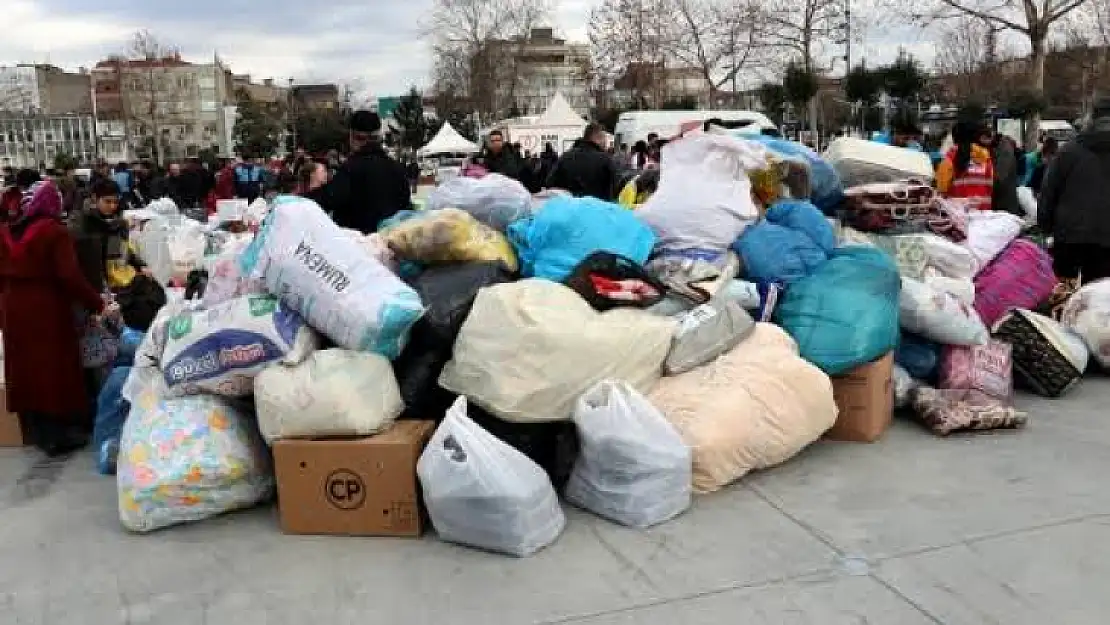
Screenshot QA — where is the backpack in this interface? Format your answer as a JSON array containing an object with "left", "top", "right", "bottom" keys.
[{"left": 234, "top": 164, "right": 263, "bottom": 199}]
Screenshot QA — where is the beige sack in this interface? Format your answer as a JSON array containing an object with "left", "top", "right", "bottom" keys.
[{"left": 649, "top": 323, "right": 838, "bottom": 494}]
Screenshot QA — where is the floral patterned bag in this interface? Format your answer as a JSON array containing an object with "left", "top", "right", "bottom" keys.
[{"left": 938, "top": 341, "right": 1013, "bottom": 402}]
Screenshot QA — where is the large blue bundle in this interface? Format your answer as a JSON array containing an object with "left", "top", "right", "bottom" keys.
[
  {"left": 508, "top": 196, "right": 656, "bottom": 282},
  {"left": 734, "top": 222, "right": 827, "bottom": 284},
  {"left": 773, "top": 246, "right": 901, "bottom": 375}
]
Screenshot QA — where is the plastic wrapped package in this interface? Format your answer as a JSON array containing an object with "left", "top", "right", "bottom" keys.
[
  {"left": 1061, "top": 279, "right": 1110, "bottom": 368},
  {"left": 239, "top": 196, "right": 424, "bottom": 358},
  {"left": 973, "top": 239, "right": 1057, "bottom": 328},
  {"left": 649, "top": 324, "right": 838, "bottom": 493},
  {"left": 439, "top": 280, "right": 675, "bottom": 423},
  {"left": 991, "top": 309, "right": 1089, "bottom": 398},
  {"left": 417, "top": 397, "right": 566, "bottom": 557},
  {"left": 93, "top": 366, "right": 132, "bottom": 475},
  {"left": 160, "top": 294, "right": 318, "bottom": 397},
  {"left": 734, "top": 221, "right": 829, "bottom": 284},
  {"left": 939, "top": 341, "right": 1013, "bottom": 402},
  {"left": 117, "top": 389, "right": 274, "bottom": 532},
  {"left": 201, "top": 235, "right": 265, "bottom": 309},
  {"left": 910, "top": 387, "right": 1028, "bottom": 436},
  {"left": 254, "top": 349, "right": 402, "bottom": 444},
  {"left": 774, "top": 246, "right": 901, "bottom": 375},
  {"left": 900, "top": 278, "right": 989, "bottom": 346},
  {"left": 665, "top": 300, "right": 755, "bottom": 375},
  {"left": 825, "top": 137, "right": 935, "bottom": 187},
  {"left": 963, "top": 211, "right": 1024, "bottom": 270},
  {"left": 637, "top": 133, "right": 766, "bottom": 254},
  {"left": 381, "top": 208, "right": 518, "bottom": 272},
  {"left": 425, "top": 173, "right": 533, "bottom": 231},
  {"left": 565, "top": 381, "right": 692, "bottom": 528},
  {"left": 508, "top": 195, "right": 656, "bottom": 282}
]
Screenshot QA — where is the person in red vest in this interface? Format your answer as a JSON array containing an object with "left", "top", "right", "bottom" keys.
[{"left": 936, "top": 119, "right": 995, "bottom": 211}]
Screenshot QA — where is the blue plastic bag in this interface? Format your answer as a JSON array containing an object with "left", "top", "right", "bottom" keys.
[
  {"left": 741, "top": 135, "right": 844, "bottom": 213},
  {"left": 734, "top": 222, "right": 827, "bottom": 284},
  {"left": 773, "top": 246, "right": 901, "bottom": 375},
  {"left": 765, "top": 200, "right": 836, "bottom": 254},
  {"left": 508, "top": 196, "right": 656, "bottom": 282},
  {"left": 94, "top": 366, "right": 132, "bottom": 475},
  {"left": 896, "top": 332, "right": 941, "bottom": 382}
]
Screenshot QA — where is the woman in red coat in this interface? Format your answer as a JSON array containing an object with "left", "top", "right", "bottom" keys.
[{"left": 0, "top": 180, "right": 105, "bottom": 456}]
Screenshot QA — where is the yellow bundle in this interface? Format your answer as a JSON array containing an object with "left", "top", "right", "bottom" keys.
[{"left": 383, "top": 208, "right": 518, "bottom": 272}]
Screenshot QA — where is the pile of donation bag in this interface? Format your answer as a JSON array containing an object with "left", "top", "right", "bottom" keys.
[{"left": 67, "top": 128, "right": 1108, "bottom": 557}]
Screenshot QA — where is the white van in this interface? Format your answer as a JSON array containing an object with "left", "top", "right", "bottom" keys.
[{"left": 613, "top": 110, "right": 778, "bottom": 149}]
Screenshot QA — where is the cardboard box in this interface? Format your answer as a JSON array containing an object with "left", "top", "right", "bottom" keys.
[
  {"left": 827, "top": 352, "right": 895, "bottom": 443},
  {"left": 0, "top": 386, "right": 24, "bottom": 447},
  {"left": 273, "top": 420, "right": 435, "bottom": 537}
]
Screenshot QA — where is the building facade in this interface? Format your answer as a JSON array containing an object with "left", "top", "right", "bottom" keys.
[
  {"left": 92, "top": 54, "right": 235, "bottom": 162},
  {"left": 291, "top": 84, "right": 341, "bottom": 112},
  {"left": 0, "top": 64, "right": 92, "bottom": 115},
  {"left": 0, "top": 113, "right": 96, "bottom": 169},
  {"left": 480, "top": 28, "right": 591, "bottom": 119}
]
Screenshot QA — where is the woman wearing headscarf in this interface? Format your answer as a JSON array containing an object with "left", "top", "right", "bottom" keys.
[
  {"left": 936, "top": 120, "right": 996, "bottom": 211},
  {"left": 0, "top": 180, "right": 106, "bottom": 456}
]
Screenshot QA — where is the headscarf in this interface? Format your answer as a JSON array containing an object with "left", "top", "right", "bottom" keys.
[{"left": 16, "top": 179, "right": 63, "bottom": 225}]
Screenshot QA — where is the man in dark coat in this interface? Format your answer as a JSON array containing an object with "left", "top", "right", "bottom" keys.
[
  {"left": 546, "top": 123, "right": 619, "bottom": 201},
  {"left": 1039, "top": 98, "right": 1110, "bottom": 283},
  {"left": 478, "top": 130, "right": 526, "bottom": 181},
  {"left": 991, "top": 135, "right": 1024, "bottom": 216},
  {"left": 305, "top": 110, "right": 411, "bottom": 234}
]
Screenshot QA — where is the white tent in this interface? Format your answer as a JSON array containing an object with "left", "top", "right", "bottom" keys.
[
  {"left": 504, "top": 93, "right": 588, "bottom": 155},
  {"left": 533, "top": 92, "right": 588, "bottom": 128},
  {"left": 418, "top": 122, "right": 479, "bottom": 156}
]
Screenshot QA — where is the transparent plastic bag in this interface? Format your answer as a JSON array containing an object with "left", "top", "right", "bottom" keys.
[
  {"left": 665, "top": 300, "right": 755, "bottom": 375},
  {"left": 417, "top": 397, "right": 566, "bottom": 557},
  {"left": 565, "top": 381, "right": 691, "bottom": 528}
]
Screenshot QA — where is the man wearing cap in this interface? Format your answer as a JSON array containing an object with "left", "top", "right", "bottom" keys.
[
  {"left": 305, "top": 110, "right": 411, "bottom": 234},
  {"left": 1038, "top": 97, "right": 1110, "bottom": 282}
]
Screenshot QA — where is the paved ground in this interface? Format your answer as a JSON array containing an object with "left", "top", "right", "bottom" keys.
[{"left": 3, "top": 379, "right": 1110, "bottom": 625}]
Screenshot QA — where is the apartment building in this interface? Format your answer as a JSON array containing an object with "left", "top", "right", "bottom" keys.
[
  {"left": 0, "top": 64, "right": 95, "bottom": 168},
  {"left": 478, "top": 28, "right": 591, "bottom": 118}
]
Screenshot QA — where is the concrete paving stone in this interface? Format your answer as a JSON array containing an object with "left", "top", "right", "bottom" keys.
[
  {"left": 553, "top": 573, "right": 938, "bottom": 625},
  {"left": 873, "top": 517, "right": 1110, "bottom": 625},
  {"left": 743, "top": 382, "right": 1110, "bottom": 559}
]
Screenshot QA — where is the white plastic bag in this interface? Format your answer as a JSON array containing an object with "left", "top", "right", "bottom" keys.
[
  {"left": 439, "top": 280, "right": 675, "bottom": 423},
  {"left": 1061, "top": 279, "right": 1110, "bottom": 368},
  {"left": 118, "top": 388, "right": 274, "bottom": 532},
  {"left": 638, "top": 133, "right": 766, "bottom": 253},
  {"left": 649, "top": 324, "right": 837, "bottom": 493},
  {"left": 202, "top": 235, "right": 265, "bottom": 308},
  {"left": 254, "top": 349, "right": 403, "bottom": 444},
  {"left": 417, "top": 397, "right": 566, "bottom": 557},
  {"left": 665, "top": 300, "right": 755, "bottom": 375},
  {"left": 963, "top": 211, "right": 1024, "bottom": 270},
  {"left": 425, "top": 173, "right": 533, "bottom": 231},
  {"left": 1017, "top": 186, "right": 1038, "bottom": 221},
  {"left": 565, "top": 381, "right": 691, "bottom": 528},
  {"left": 892, "top": 364, "right": 918, "bottom": 409},
  {"left": 160, "top": 294, "right": 318, "bottom": 397},
  {"left": 921, "top": 233, "right": 979, "bottom": 280},
  {"left": 900, "top": 278, "right": 988, "bottom": 346},
  {"left": 923, "top": 271, "right": 976, "bottom": 307},
  {"left": 135, "top": 217, "right": 207, "bottom": 286},
  {"left": 239, "top": 196, "right": 424, "bottom": 358}
]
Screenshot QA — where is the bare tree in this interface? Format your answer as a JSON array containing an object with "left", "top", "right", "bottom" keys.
[
  {"left": 423, "top": 0, "right": 551, "bottom": 122},
  {"left": 894, "top": 0, "right": 1095, "bottom": 146},
  {"left": 589, "top": 0, "right": 674, "bottom": 109},
  {"left": 666, "top": 0, "right": 764, "bottom": 97},
  {"left": 934, "top": 17, "right": 1009, "bottom": 101},
  {"left": 119, "top": 30, "right": 191, "bottom": 165}
]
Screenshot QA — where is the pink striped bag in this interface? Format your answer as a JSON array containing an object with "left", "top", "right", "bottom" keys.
[
  {"left": 939, "top": 341, "right": 1013, "bottom": 402},
  {"left": 973, "top": 239, "right": 1057, "bottom": 328}
]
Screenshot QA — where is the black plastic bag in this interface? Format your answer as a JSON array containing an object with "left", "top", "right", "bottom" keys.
[
  {"left": 467, "top": 404, "right": 580, "bottom": 492},
  {"left": 564, "top": 252, "right": 667, "bottom": 312},
  {"left": 114, "top": 275, "right": 167, "bottom": 332},
  {"left": 393, "top": 262, "right": 514, "bottom": 421}
]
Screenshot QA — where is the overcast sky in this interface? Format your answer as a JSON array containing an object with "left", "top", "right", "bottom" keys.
[{"left": 5, "top": 0, "right": 936, "bottom": 100}]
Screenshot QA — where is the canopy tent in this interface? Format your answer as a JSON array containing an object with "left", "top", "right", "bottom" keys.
[
  {"left": 533, "top": 93, "right": 588, "bottom": 128},
  {"left": 418, "top": 122, "right": 479, "bottom": 156}
]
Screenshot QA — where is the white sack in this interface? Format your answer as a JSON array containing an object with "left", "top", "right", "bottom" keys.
[
  {"left": 135, "top": 216, "right": 207, "bottom": 286},
  {"left": 160, "top": 294, "right": 318, "bottom": 397},
  {"left": 921, "top": 234, "right": 979, "bottom": 280},
  {"left": 254, "top": 349, "right": 403, "bottom": 444},
  {"left": 900, "top": 278, "right": 988, "bottom": 346},
  {"left": 417, "top": 397, "right": 565, "bottom": 557},
  {"left": 638, "top": 133, "right": 765, "bottom": 253},
  {"left": 439, "top": 279, "right": 675, "bottom": 423},
  {"left": 923, "top": 270, "right": 977, "bottom": 307},
  {"left": 118, "top": 388, "right": 273, "bottom": 533},
  {"left": 425, "top": 173, "right": 533, "bottom": 231},
  {"left": 1061, "top": 279, "right": 1110, "bottom": 368},
  {"left": 963, "top": 211, "right": 1024, "bottom": 270},
  {"left": 202, "top": 235, "right": 265, "bottom": 309},
  {"left": 565, "top": 381, "right": 692, "bottom": 528},
  {"left": 648, "top": 323, "right": 838, "bottom": 494},
  {"left": 239, "top": 196, "right": 424, "bottom": 359}
]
